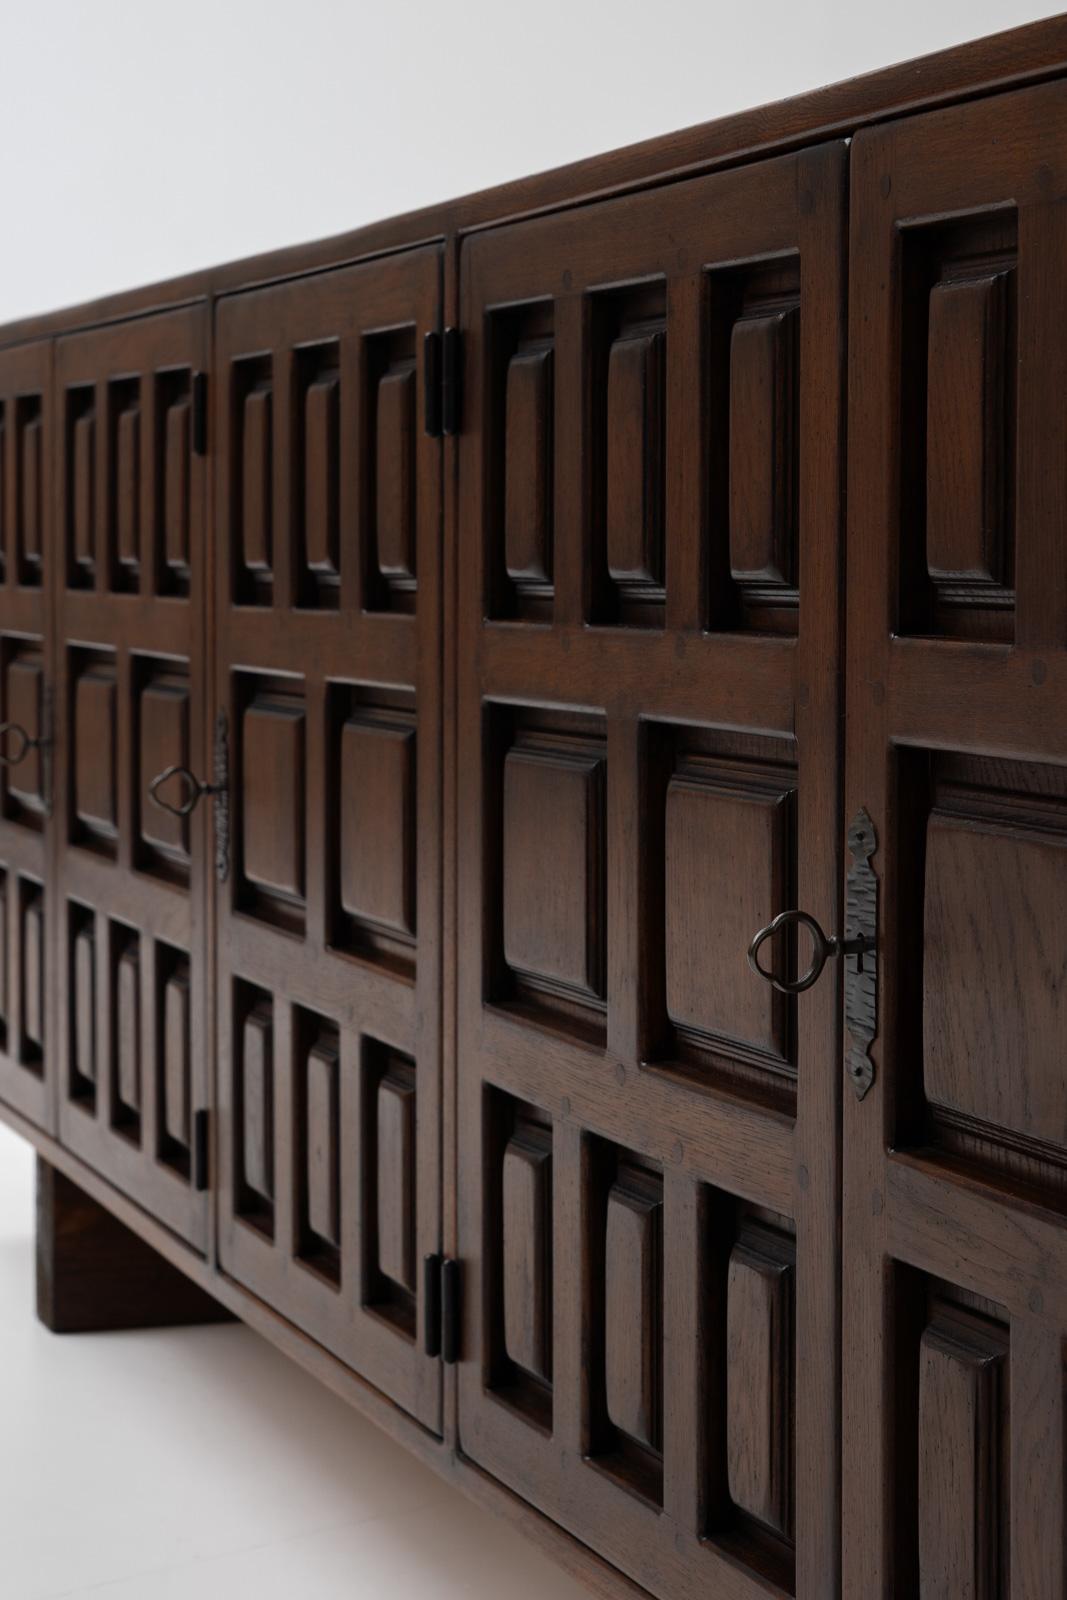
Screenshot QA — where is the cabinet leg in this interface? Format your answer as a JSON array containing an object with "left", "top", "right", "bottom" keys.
[{"left": 35, "top": 1158, "right": 233, "bottom": 1334}]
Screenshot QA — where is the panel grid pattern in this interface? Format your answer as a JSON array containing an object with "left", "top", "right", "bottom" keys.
[
  {"left": 457, "top": 145, "right": 846, "bottom": 1600},
  {"left": 0, "top": 340, "right": 53, "bottom": 1130},
  {"left": 53, "top": 307, "right": 210, "bottom": 1249},
  {"left": 213, "top": 247, "right": 442, "bottom": 1433},
  {"left": 845, "top": 79, "right": 1067, "bottom": 1599}
]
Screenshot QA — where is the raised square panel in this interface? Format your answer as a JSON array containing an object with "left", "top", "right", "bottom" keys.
[
  {"left": 376, "top": 367, "right": 415, "bottom": 580},
  {"left": 306, "top": 1036, "right": 340, "bottom": 1248},
  {"left": 502, "top": 1126, "right": 552, "bottom": 1382},
  {"left": 241, "top": 382, "right": 272, "bottom": 576},
  {"left": 606, "top": 329, "right": 664, "bottom": 588},
  {"left": 339, "top": 717, "right": 415, "bottom": 936},
  {"left": 114, "top": 398, "right": 141, "bottom": 574},
  {"left": 115, "top": 943, "right": 141, "bottom": 1115},
  {"left": 376, "top": 1061, "right": 415, "bottom": 1291},
  {"left": 163, "top": 394, "right": 191, "bottom": 578},
  {"left": 21, "top": 888, "right": 44, "bottom": 1051},
  {"left": 241, "top": 1002, "right": 273, "bottom": 1205},
  {"left": 242, "top": 695, "right": 305, "bottom": 901},
  {"left": 729, "top": 308, "right": 797, "bottom": 588},
  {"left": 74, "top": 665, "right": 118, "bottom": 838},
  {"left": 5, "top": 655, "right": 43, "bottom": 809},
  {"left": 665, "top": 770, "right": 792, "bottom": 1061},
  {"left": 505, "top": 347, "right": 553, "bottom": 586},
  {"left": 604, "top": 1171, "right": 662, "bottom": 1449},
  {"left": 71, "top": 403, "right": 95, "bottom": 575},
  {"left": 140, "top": 675, "right": 190, "bottom": 859},
  {"left": 73, "top": 923, "right": 96, "bottom": 1086},
  {"left": 162, "top": 964, "right": 191, "bottom": 1149},
  {"left": 726, "top": 1225, "right": 795, "bottom": 1538},
  {"left": 502, "top": 742, "right": 605, "bottom": 999},
  {"left": 926, "top": 273, "right": 1009, "bottom": 592},
  {"left": 18, "top": 404, "right": 43, "bottom": 575},
  {"left": 924, "top": 810, "right": 1067, "bottom": 1148},
  {"left": 918, "top": 1313, "right": 1006, "bottom": 1599},
  {"left": 304, "top": 371, "right": 340, "bottom": 577}
]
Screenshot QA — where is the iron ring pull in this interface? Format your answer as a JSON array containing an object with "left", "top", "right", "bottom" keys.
[
  {"left": 0, "top": 721, "right": 42, "bottom": 768},
  {"left": 148, "top": 764, "right": 222, "bottom": 819},
  {"left": 747, "top": 909, "right": 875, "bottom": 996}
]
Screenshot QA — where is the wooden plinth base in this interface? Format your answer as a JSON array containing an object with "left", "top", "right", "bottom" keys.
[{"left": 36, "top": 1158, "right": 233, "bottom": 1334}]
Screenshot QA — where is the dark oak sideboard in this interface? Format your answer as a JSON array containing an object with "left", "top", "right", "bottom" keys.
[{"left": 3, "top": 17, "right": 1067, "bottom": 1600}]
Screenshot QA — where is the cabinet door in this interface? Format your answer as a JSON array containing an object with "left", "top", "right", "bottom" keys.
[
  {"left": 457, "top": 145, "right": 846, "bottom": 1598},
  {"left": 214, "top": 248, "right": 442, "bottom": 1432},
  {"left": 53, "top": 308, "right": 210, "bottom": 1251},
  {"left": 0, "top": 341, "right": 54, "bottom": 1131},
  {"left": 846, "top": 82, "right": 1067, "bottom": 1597}
]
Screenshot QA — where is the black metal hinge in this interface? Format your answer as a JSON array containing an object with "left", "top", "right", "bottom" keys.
[
  {"left": 423, "top": 328, "right": 462, "bottom": 438},
  {"left": 423, "top": 1253, "right": 462, "bottom": 1362},
  {"left": 193, "top": 1108, "right": 210, "bottom": 1191},
  {"left": 192, "top": 372, "right": 208, "bottom": 456}
]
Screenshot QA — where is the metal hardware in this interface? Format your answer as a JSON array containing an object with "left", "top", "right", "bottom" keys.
[
  {"left": 0, "top": 698, "right": 53, "bottom": 814},
  {"left": 423, "top": 1252, "right": 443, "bottom": 1357},
  {"left": 441, "top": 1257, "right": 462, "bottom": 1364},
  {"left": 423, "top": 331, "right": 442, "bottom": 437},
  {"left": 442, "top": 326, "right": 462, "bottom": 436},
  {"left": 422, "top": 1253, "right": 461, "bottom": 1362},
  {"left": 746, "top": 808, "right": 880, "bottom": 1101},
  {"left": 213, "top": 711, "right": 230, "bottom": 883},
  {"left": 148, "top": 764, "right": 217, "bottom": 817},
  {"left": 192, "top": 371, "right": 208, "bottom": 456},
  {"left": 0, "top": 721, "right": 40, "bottom": 768},
  {"left": 844, "top": 808, "right": 879, "bottom": 1101},
  {"left": 193, "top": 1108, "right": 210, "bottom": 1192},
  {"left": 748, "top": 910, "right": 872, "bottom": 995},
  {"left": 423, "top": 327, "right": 461, "bottom": 437}
]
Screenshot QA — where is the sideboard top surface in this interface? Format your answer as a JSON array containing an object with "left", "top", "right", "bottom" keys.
[{"left": 4, "top": 11, "right": 1067, "bottom": 348}]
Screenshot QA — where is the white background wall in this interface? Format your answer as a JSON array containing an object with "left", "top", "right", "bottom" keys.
[{"left": 0, "top": 0, "right": 1061, "bottom": 325}]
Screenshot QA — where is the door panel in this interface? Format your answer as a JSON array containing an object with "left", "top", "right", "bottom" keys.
[
  {"left": 53, "top": 308, "right": 210, "bottom": 1250},
  {"left": 845, "top": 81, "right": 1067, "bottom": 1598},
  {"left": 457, "top": 144, "right": 846, "bottom": 1598},
  {"left": 0, "top": 340, "right": 53, "bottom": 1129},
  {"left": 214, "top": 247, "right": 442, "bottom": 1432}
]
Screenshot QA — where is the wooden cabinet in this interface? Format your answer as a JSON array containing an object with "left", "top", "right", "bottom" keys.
[
  {"left": 0, "top": 341, "right": 52, "bottom": 1129},
  {"left": 455, "top": 142, "right": 844, "bottom": 1598},
  {"left": 213, "top": 246, "right": 443, "bottom": 1430},
  {"left": 52, "top": 306, "right": 211, "bottom": 1249},
  {"left": 844, "top": 79, "right": 1067, "bottom": 1597},
  {"left": 5, "top": 19, "right": 1067, "bottom": 1600}
]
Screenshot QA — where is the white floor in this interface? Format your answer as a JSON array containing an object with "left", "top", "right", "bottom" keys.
[{"left": 0, "top": 1121, "right": 589, "bottom": 1600}]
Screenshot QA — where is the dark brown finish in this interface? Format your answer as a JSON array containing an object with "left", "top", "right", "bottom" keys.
[
  {"left": 0, "top": 340, "right": 52, "bottom": 1131},
  {"left": 504, "top": 347, "right": 553, "bottom": 586},
  {"left": 339, "top": 716, "right": 415, "bottom": 935},
  {"left": 729, "top": 308, "right": 796, "bottom": 589},
  {"left": 726, "top": 1224, "right": 795, "bottom": 1540},
  {"left": 603, "top": 1171, "right": 662, "bottom": 1450},
  {"left": 53, "top": 306, "right": 211, "bottom": 1249},
  {"left": 501, "top": 1124, "right": 552, "bottom": 1382},
  {"left": 845, "top": 76, "right": 1067, "bottom": 1600},
  {"left": 36, "top": 1157, "right": 231, "bottom": 1332},
  {"left": 214, "top": 247, "right": 442, "bottom": 1433},
  {"left": 605, "top": 328, "right": 664, "bottom": 591},
  {"left": 456, "top": 139, "right": 845, "bottom": 1600},
  {"left": 8, "top": 21, "right": 1067, "bottom": 1600}
]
